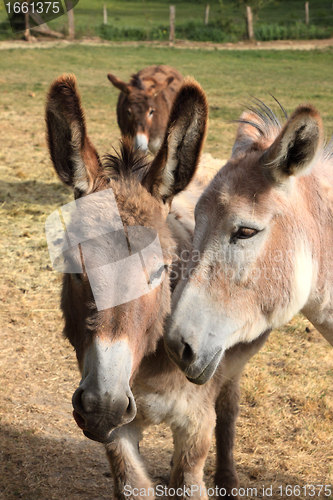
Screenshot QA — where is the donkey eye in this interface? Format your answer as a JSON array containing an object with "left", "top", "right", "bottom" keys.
[
  {"left": 149, "top": 264, "right": 168, "bottom": 284},
  {"left": 148, "top": 108, "right": 155, "bottom": 117},
  {"left": 231, "top": 227, "right": 258, "bottom": 242}
]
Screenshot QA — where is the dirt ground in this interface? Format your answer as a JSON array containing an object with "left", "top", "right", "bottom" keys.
[
  {"left": 0, "top": 38, "right": 332, "bottom": 500},
  {"left": 1, "top": 36, "right": 333, "bottom": 52}
]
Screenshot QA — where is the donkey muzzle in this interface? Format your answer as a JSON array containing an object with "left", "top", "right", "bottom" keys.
[
  {"left": 164, "top": 330, "right": 223, "bottom": 385},
  {"left": 134, "top": 133, "right": 149, "bottom": 152},
  {"left": 72, "top": 385, "right": 136, "bottom": 442},
  {"left": 72, "top": 338, "right": 136, "bottom": 442}
]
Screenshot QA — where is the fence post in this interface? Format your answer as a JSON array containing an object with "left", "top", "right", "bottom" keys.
[
  {"left": 246, "top": 5, "right": 254, "bottom": 41},
  {"left": 66, "top": 0, "right": 75, "bottom": 40},
  {"left": 103, "top": 3, "right": 107, "bottom": 24},
  {"left": 24, "top": 9, "right": 31, "bottom": 41},
  {"left": 305, "top": 1, "right": 309, "bottom": 25},
  {"left": 169, "top": 5, "right": 175, "bottom": 45},
  {"left": 205, "top": 4, "right": 210, "bottom": 25}
]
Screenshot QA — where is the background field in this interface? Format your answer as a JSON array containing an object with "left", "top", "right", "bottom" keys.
[
  {"left": 1, "top": 0, "right": 333, "bottom": 41},
  {"left": 1, "top": 43, "right": 333, "bottom": 499}
]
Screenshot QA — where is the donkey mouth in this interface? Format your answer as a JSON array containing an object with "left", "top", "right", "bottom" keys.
[
  {"left": 83, "top": 429, "right": 114, "bottom": 443},
  {"left": 73, "top": 410, "right": 118, "bottom": 443},
  {"left": 186, "top": 348, "right": 223, "bottom": 385}
]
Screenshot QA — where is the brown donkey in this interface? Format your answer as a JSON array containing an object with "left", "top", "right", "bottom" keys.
[
  {"left": 166, "top": 100, "right": 333, "bottom": 483},
  {"left": 108, "top": 65, "right": 183, "bottom": 153},
  {"left": 46, "top": 75, "right": 268, "bottom": 500}
]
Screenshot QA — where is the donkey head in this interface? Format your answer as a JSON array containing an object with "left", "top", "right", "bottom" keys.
[
  {"left": 166, "top": 100, "right": 324, "bottom": 385},
  {"left": 46, "top": 74, "right": 207, "bottom": 441},
  {"left": 108, "top": 72, "right": 174, "bottom": 152}
]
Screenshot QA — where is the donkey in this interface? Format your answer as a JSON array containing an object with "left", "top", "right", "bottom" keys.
[
  {"left": 46, "top": 75, "right": 268, "bottom": 500},
  {"left": 165, "top": 100, "right": 333, "bottom": 474},
  {"left": 108, "top": 65, "right": 183, "bottom": 154}
]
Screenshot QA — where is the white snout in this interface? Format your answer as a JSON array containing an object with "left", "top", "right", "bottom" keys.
[{"left": 134, "top": 133, "right": 149, "bottom": 152}]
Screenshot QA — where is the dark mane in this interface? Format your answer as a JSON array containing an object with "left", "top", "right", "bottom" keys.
[
  {"left": 103, "top": 139, "right": 150, "bottom": 180},
  {"left": 129, "top": 74, "right": 144, "bottom": 90},
  {"left": 233, "top": 97, "right": 332, "bottom": 160},
  {"left": 235, "top": 97, "right": 287, "bottom": 139},
  {"left": 324, "top": 136, "right": 333, "bottom": 161}
]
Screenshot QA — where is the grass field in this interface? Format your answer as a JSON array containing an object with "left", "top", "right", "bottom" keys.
[{"left": 1, "top": 43, "right": 333, "bottom": 499}]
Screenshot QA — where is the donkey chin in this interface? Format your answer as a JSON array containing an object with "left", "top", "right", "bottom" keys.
[
  {"left": 164, "top": 338, "right": 224, "bottom": 386},
  {"left": 184, "top": 348, "right": 224, "bottom": 385}
]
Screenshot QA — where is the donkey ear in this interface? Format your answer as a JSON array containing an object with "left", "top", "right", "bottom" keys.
[
  {"left": 46, "top": 74, "right": 102, "bottom": 196},
  {"left": 107, "top": 73, "right": 130, "bottom": 95},
  {"left": 262, "top": 104, "right": 323, "bottom": 182},
  {"left": 142, "top": 77, "right": 208, "bottom": 203}
]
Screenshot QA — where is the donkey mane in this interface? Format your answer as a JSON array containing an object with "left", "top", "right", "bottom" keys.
[
  {"left": 129, "top": 74, "right": 145, "bottom": 90},
  {"left": 102, "top": 140, "right": 150, "bottom": 180},
  {"left": 323, "top": 136, "right": 333, "bottom": 161},
  {"left": 234, "top": 97, "right": 333, "bottom": 162},
  {"left": 235, "top": 97, "right": 286, "bottom": 139}
]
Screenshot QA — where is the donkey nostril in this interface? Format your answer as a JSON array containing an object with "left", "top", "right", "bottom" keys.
[
  {"left": 72, "top": 387, "right": 96, "bottom": 414},
  {"left": 181, "top": 341, "right": 196, "bottom": 365},
  {"left": 73, "top": 410, "right": 87, "bottom": 430},
  {"left": 72, "top": 387, "right": 84, "bottom": 411},
  {"left": 125, "top": 395, "right": 136, "bottom": 418},
  {"left": 125, "top": 397, "right": 133, "bottom": 416},
  {"left": 123, "top": 393, "right": 136, "bottom": 423}
]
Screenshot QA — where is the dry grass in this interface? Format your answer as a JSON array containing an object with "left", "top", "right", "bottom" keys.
[{"left": 0, "top": 42, "right": 332, "bottom": 500}]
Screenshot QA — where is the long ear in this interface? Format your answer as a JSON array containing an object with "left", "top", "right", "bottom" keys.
[
  {"left": 107, "top": 73, "right": 130, "bottom": 95},
  {"left": 261, "top": 104, "right": 323, "bottom": 182},
  {"left": 144, "top": 75, "right": 174, "bottom": 97},
  {"left": 46, "top": 74, "right": 102, "bottom": 196},
  {"left": 142, "top": 77, "right": 208, "bottom": 203}
]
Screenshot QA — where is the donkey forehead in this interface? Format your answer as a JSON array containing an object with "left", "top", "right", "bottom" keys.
[
  {"left": 65, "top": 180, "right": 168, "bottom": 248},
  {"left": 128, "top": 91, "right": 152, "bottom": 108},
  {"left": 218, "top": 153, "right": 270, "bottom": 197},
  {"left": 197, "top": 157, "right": 279, "bottom": 226},
  {"left": 114, "top": 184, "right": 168, "bottom": 228}
]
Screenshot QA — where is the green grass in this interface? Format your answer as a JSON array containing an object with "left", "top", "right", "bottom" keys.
[
  {"left": 1, "top": 0, "right": 333, "bottom": 41},
  {"left": 1, "top": 44, "right": 333, "bottom": 159}
]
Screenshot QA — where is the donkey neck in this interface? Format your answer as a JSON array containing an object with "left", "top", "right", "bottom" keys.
[{"left": 295, "top": 167, "right": 333, "bottom": 345}]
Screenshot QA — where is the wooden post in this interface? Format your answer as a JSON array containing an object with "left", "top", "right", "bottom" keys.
[
  {"left": 205, "top": 4, "right": 210, "bottom": 25},
  {"left": 246, "top": 5, "right": 254, "bottom": 41},
  {"left": 169, "top": 5, "right": 175, "bottom": 45},
  {"left": 66, "top": 0, "right": 75, "bottom": 40},
  {"left": 103, "top": 3, "right": 107, "bottom": 25},
  {"left": 305, "top": 1, "right": 309, "bottom": 25},
  {"left": 24, "top": 7, "right": 31, "bottom": 41}
]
